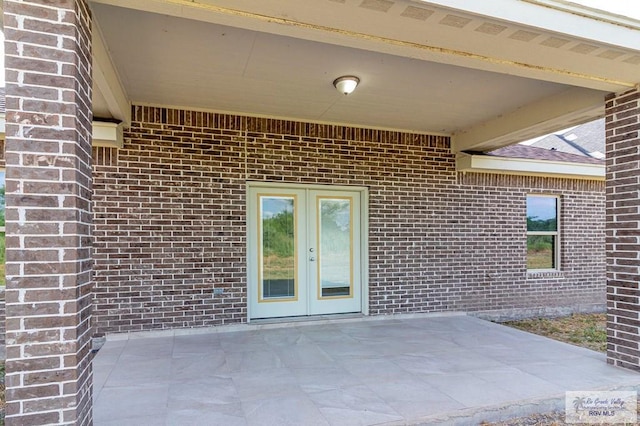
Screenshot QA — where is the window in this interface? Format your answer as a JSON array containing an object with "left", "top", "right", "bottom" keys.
[{"left": 526, "top": 195, "right": 559, "bottom": 270}]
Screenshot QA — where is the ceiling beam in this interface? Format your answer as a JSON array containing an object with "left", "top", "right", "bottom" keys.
[
  {"left": 92, "top": 19, "right": 131, "bottom": 125},
  {"left": 451, "top": 87, "right": 606, "bottom": 153}
]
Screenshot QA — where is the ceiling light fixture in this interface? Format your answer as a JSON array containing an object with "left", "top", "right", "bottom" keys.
[{"left": 333, "top": 76, "right": 360, "bottom": 95}]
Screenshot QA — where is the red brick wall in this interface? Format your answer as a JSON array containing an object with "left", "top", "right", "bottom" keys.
[
  {"left": 0, "top": 142, "right": 4, "bottom": 348},
  {"left": 605, "top": 87, "right": 640, "bottom": 371},
  {"left": 4, "top": 0, "right": 94, "bottom": 424},
  {"left": 92, "top": 106, "right": 605, "bottom": 335}
]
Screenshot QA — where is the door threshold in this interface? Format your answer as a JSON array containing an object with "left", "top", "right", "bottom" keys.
[{"left": 250, "top": 312, "right": 364, "bottom": 325}]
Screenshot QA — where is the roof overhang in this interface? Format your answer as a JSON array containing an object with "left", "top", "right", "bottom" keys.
[
  {"left": 457, "top": 152, "right": 605, "bottom": 180},
  {"left": 78, "top": 1, "right": 640, "bottom": 151}
]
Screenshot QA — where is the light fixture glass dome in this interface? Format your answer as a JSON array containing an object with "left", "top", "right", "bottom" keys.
[{"left": 333, "top": 76, "right": 360, "bottom": 95}]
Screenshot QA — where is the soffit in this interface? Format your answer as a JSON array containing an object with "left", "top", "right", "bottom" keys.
[
  {"left": 90, "top": 0, "right": 640, "bottom": 90},
  {"left": 91, "top": 3, "right": 573, "bottom": 135},
  {"left": 89, "top": 0, "right": 639, "bottom": 150}
]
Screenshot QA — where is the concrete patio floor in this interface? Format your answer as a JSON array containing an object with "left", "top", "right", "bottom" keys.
[{"left": 92, "top": 313, "right": 640, "bottom": 425}]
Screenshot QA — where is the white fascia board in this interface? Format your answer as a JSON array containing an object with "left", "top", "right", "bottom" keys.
[
  {"left": 418, "top": 0, "right": 640, "bottom": 51},
  {"left": 457, "top": 153, "right": 605, "bottom": 180},
  {"left": 93, "top": 121, "right": 124, "bottom": 148}
]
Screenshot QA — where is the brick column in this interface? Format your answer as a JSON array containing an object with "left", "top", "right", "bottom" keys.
[
  {"left": 605, "top": 86, "right": 640, "bottom": 371},
  {"left": 4, "top": 1, "right": 94, "bottom": 424}
]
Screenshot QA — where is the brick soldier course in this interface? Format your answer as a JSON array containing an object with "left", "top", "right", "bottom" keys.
[
  {"left": 605, "top": 86, "right": 640, "bottom": 371},
  {"left": 3, "top": 0, "right": 94, "bottom": 424}
]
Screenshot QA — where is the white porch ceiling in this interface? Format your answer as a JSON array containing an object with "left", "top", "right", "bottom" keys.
[{"left": 89, "top": 0, "right": 640, "bottom": 152}]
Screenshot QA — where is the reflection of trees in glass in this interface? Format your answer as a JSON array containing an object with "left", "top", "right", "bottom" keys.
[
  {"left": 527, "top": 235, "right": 552, "bottom": 252},
  {"left": 263, "top": 210, "right": 294, "bottom": 258},
  {"left": 526, "top": 197, "right": 558, "bottom": 270},
  {"left": 527, "top": 216, "right": 556, "bottom": 252},
  {"left": 527, "top": 216, "right": 556, "bottom": 232},
  {"left": 262, "top": 207, "right": 295, "bottom": 285},
  {"left": 321, "top": 200, "right": 350, "bottom": 252}
]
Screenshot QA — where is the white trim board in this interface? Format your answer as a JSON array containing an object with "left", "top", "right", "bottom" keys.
[
  {"left": 456, "top": 152, "right": 605, "bottom": 180},
  {"left": 0, "top": 115, "right": 123, "bottom": 148},
  {"left": 93, "top": 121, "right": 124, "bottom": 148}
]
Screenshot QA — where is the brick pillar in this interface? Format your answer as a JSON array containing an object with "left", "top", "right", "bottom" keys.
[
  {"left": 605, "top": 86, "right": 640, "bottom": 371},
  {"left": 4, "top": 1, "right": 94, "bottom": 424}
]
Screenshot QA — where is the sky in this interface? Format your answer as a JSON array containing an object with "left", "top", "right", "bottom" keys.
[
  {"left": 571, "top": 0, "right": 640, "bottom": 19},
  {"left": 527, "top": 196, "right": 557, "bottom": 221},
  {"left": 0, "top": 1, "right": 637, "bottom": 89},
  {"left": 262, "top": 197, "right": 294, "bottom": 219}
]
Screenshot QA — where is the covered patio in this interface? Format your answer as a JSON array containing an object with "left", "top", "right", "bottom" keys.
[
  {"left": 2, "top": 0, "right": 640, "bottom": 424},
  {"left": 93, "top": 315, "right": 640, "bottom": 425}
]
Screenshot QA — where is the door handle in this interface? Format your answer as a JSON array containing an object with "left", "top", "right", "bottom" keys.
[{"left": 309, "top": 257, "right": 316, "bottom": 261}]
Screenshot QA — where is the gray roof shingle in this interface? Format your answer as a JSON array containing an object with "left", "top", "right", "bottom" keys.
[
  {"left": 488, "top": 118, "right": 605, "bottom": 165},
  {"left": 528, "top": 119, "right": 605, "bottom": 158},
  {"left": 488, "top": 144, "right": 604, "bottom": 165}
]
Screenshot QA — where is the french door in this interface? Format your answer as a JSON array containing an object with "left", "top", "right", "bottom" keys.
[{"left": 247, "top": 184, "right": 364, "bottom": 319}]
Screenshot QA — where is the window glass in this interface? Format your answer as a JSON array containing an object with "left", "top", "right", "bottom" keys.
[
  {"left": 526, "top": 196, "right": 557, "bottom": 231},
  {"left": 318, "top": 198, "right": 352, "bottom": 298},
  {"left": 260, "top": 196, "right": 296, "bottom": 299},
  {"left": 527, "top": 235, "right": 555, "bottom": 269},
  {"left": 526, "top": 195, "right": 558, "bottom": 271}
]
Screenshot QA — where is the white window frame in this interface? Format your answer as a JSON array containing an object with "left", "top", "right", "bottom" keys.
[{"left": 526, "top": 194, "right": 560, "bottom": 272}]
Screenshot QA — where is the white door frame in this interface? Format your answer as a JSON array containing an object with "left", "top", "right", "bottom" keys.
[{"left": 246, "top": 181, "right": 369, "bottom": 322}]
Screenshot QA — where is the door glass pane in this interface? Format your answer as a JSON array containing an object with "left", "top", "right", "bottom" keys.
[
  {"left": 318, "top": 198, "right": 351, "bottom": 298},
  {"left": 260, "top": 196, "right": 296, "bottom": 299}
]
